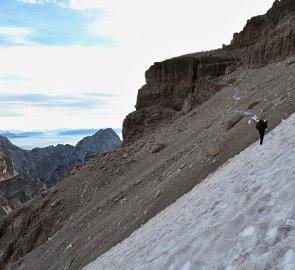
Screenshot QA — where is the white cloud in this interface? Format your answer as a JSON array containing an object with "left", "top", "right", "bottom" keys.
[
  {"left": 0, "top": 26, "right": 32, "bottom": 36},
  {"left": 17, "top": 0, "right": 56, "bottom": 4},
  {"left": 80, "top": 0, "right": 272, "bottom": 58},
  {"left": 68, "top": 0, "right": 107, "bottom": 10},
  {"left": 16, "top": 0, "right": 67, "bottom": 7},
  {"left": 0, "top": 45, "right": 141, "bottom": 130},
  {"left": 0, "top": 26, "right": 34, "bottom": 45}
]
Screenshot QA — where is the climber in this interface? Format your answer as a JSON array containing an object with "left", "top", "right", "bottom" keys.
[{"left": 256, "top": 119, "right": 269, "bottom": 145}]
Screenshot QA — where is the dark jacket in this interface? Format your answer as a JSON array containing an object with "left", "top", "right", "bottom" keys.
[
  {"left": 256, "top": 120, "right": 268, "bottom": 132},
  {"left": 256, "top": 120, "right": 268, "bottom": 145}
]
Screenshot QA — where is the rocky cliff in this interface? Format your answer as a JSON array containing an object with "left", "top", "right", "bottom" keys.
[
  {"left": 123, "top": 0, "right": 295, "bottom": 143},
  {"left": 123, "top": 51, "right": 239, "bottom": 142},
  {"left": 0, "top": 151, "right": 14, "bottom": 181},
  {"left": 0, "top": 173, "right": 45, "bottom": 217},
  {"left": 0, "top": 129, "right": 121, "bottom": 185},
  {"left": 230, "top": 0, "right": 295, "bottom": 67}
]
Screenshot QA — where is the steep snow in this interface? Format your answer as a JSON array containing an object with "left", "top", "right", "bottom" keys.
[{"left": 84, "top": 114, "right": 295, "bottom": 270}]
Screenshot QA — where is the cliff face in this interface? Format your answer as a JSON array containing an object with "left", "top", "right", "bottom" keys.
[
  {"left": 0, "top": 129, "right": 121, "bottom": 184},
  {"left": 123, "top": 0, "right": 295, "bottom": 143},
  {"left": 230, "top": 0, "right": 295, "bottom": 67},
  {"left": 0, "top": 149, "right": 44, "bottom": 218},
  {"left": 0, "top": 150, "right": 14, "bottom": 181},
  {"left": 123, "top": 52, "right": 238, "bottom": 142}
]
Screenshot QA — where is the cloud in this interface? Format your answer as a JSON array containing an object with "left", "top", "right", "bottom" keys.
[
  {"left": 0, "top": 93, "right": 110, "bottom": 111},
  {"left": 68, "top": 0, "right": 106, "bottom": 10},
  {"left": 0, "top": 74, "right": 32, "bottom": 81},
  {"left": 0, "top": 111, "right": 24, "bottom": 117},
  {"left": 83, "top": 92, "right": 116, "bottom": 97},
  {"left": 0, "top": 26, "right": 34, "bottom": 45},
  {"left": 16, "top": 0, "right": 60, "bottom": 5}
]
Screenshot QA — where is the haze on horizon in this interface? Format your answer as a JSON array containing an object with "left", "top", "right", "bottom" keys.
[{"left": 0, "top": 0, "right": 272, "bottom": 131}]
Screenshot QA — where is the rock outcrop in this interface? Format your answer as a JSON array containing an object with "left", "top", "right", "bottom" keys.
[
  {"left": 123, "top": 0, "right": 295, "bottom": 143},
  {"left": 0, "top": 129, "right": 121, "bottom": 185},
  {"left": 0, "top": 173, "right": 45, "bottom": 217},
  {"left": 0, "top": 150, "right": 14, "bottom": 181}
]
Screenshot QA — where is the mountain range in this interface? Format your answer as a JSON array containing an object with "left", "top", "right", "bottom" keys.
[
  {"left": 0, "top": 128, "right": 122, "bottom": 139},
  {"left": 0, "top": 128, "right": 121, "bottom": 185}
]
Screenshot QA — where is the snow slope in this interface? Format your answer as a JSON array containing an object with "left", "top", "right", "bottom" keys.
[{"left": 84, "top": 114, "right": 295, "bottom": 270}]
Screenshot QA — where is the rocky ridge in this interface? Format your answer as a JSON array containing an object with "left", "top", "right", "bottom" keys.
[
  {"left": 0, "top": 129, "right": 121, "bottom": 185},
  {"left": 0, "top": 1, "right": 295, "bottom": 269}
]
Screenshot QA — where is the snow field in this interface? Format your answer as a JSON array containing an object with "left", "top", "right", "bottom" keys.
[{"left": 84, "top": 114, "right": 295, "bottom": 270}]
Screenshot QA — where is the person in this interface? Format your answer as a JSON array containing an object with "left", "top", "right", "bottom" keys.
[{"left": 256, "top": 119, "right": 269, "bottom": 145}]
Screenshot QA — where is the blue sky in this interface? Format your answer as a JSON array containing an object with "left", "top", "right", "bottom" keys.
[
  {"left": 0, "top": 0, "right": 272, "bottom": 131},
  {"left": 0, "top": 0, "right": 117, "bottom": 47}
]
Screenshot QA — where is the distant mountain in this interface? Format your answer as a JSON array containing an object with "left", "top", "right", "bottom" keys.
[
  {"left": 0, "top": 128, "right": 122, "bottom": 185},
  {"left": 59, "top": 128, "right": 122, "bottom": 138},
  {"left": 74, "top": 129, "right": 122, "bottom": 161},
  {"left": 0, "top": 131, "right": 44, "bottom": 138},
  {"left": 58, "top": 129, "right": 99, "bottom": 136}
]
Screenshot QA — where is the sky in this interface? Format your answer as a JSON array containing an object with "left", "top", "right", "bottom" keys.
[
  {"left": 0, "top": 0, "right": 273, "bottom": 131},
  {"left": 84, "top": 113, "right": 295, "bottom": 270}
]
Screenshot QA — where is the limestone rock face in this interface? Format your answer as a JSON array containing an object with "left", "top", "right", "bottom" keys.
[
  {"left": 123, "top": 52, "right": 237, "bottom": 142},
  {"left": 230, "top": 0, "right": 295, "bottom": 67},
  {"left": 0, "top": 150, "right": 14, "bottom": 181},
  {"left": 0, "top": 129, "right": 121, "bottom": 184}
]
